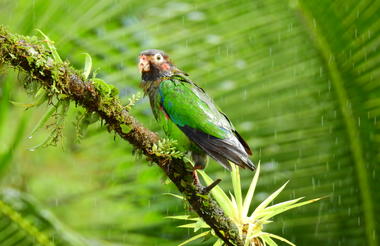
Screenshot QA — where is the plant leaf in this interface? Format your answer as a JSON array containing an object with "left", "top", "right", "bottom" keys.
[
  {"left": 251, "top": 181, "right": 289, "bottom": 218},
  {"left": 263, "top": 233, "right": 296, "bottom": 246},
  {"left": 35, "top": 29, "right": 62, "bottom": 63},
  {"left": 82, "top": 53, "right": 92, "bottom": 79},
  {"left": 260, "top": 198, "right": 322, "bottom": 221},
  {"left": 178, "top": 230, "right": 211, "bottom": 246},
  {"left": 260, "top": 235, "right": 278, "bottom": 246},
  {"left": 29, "top": 104, "right": 57, "bottom": 138},
  {"left": 243, "top": 162, "right": 261, "bottom": 217},
  {"left": 231, "top": 164, "right": 243, "bottom": 218},
  {"left": 213, "top": 239, "right": 223, "bottom": 246}
]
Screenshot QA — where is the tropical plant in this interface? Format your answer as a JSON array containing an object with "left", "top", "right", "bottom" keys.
[
  {"left": 0, "top": 0, "right": 379, "bottom": 245},
  {"left": 169, "top": 164, "right": 320, "bottom": 246},
  {"left": 0, "top": 188, "right": 91, "bottom": 246}
]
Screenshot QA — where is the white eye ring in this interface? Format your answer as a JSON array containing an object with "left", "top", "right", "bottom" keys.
[{"left": 154, "top": 54, "right": 163, "bottom": 62}]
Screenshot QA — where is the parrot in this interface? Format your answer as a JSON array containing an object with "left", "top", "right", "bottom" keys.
[{"left": 138, "top": 49, "right": 255, "bottom": 178}]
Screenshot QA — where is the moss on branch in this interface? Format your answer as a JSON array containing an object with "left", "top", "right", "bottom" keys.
[{"left": 0, "top": 26, "right": 244, "bottom": 246}]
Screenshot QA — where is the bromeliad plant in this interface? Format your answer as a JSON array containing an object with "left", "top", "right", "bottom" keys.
[{"left": 168, "top": 163, "right": 320, "bottom": 246}]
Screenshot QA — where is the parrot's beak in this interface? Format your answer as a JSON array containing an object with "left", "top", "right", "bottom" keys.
[{"left": 138, "top": 55, "right": 150, "bottom": 73}]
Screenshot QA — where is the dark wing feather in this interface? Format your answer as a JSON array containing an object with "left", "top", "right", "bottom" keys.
[
  {"left": 219, "top": 112, "right": 253, "bottom": 156},
  {"left": 180, "top": 125, "right": 255, "bottom": 171},
  {"left": 233, "top": 130, "right": 252, "bottom": 155}
]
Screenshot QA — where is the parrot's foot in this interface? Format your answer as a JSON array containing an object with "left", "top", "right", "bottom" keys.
[
  {"left": 201, "top": 178, "right": 222, "bottom": 195},
  {"left": 192, "top": 169, "right": 201, "bottom": 186},
  {"left": 192, "top": 163, "right": 206, "bottom": 186},
  {"left": 192, "top": 165, "right": 222, "bottom": 194}
]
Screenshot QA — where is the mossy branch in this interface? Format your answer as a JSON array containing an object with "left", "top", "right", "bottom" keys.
[{"left": 0, "top": 26, "right": 244, "bottom": 246}]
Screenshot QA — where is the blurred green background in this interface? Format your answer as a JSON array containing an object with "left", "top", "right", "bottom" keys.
[{"left": 0, "top": 0, "right": 379, "bottom": 245}]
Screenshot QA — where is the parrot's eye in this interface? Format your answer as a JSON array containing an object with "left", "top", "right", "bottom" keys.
[{"left": 154, "top": 54, "right": 163, "bottom": 62}]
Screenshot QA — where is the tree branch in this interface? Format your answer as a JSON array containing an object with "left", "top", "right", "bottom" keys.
[{"left": 0, "top": 26, "right": 244, "bottom": 246}]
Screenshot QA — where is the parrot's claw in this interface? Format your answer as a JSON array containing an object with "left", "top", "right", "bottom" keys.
[{"left": 201, "top": 178, "right": 222, "bottom": 195}]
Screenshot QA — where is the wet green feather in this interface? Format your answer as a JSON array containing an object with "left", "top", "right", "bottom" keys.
[{"left": 157, "top": 76, "right": 230, "bottom": 140}]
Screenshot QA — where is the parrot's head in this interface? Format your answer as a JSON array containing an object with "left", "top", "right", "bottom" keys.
[{"left": 139, "top": 49, "right": 185, "bottom": 82}]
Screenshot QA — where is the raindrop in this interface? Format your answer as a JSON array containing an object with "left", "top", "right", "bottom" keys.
[
  {"left": 28, "top": 148, "right": 35, "bottom": 152},
  {"left": 187, "top": 11, "right": 205, "bottom": 22},
  {"left": 235, "top": 59, "right": 247, "bottom": 69},
  {"left": 256, "top": 192, "right": 269, "bottom": 201},
  {"left": 220, "top": 80, "right": 235, "bottom": 90},
  {"left": 239, "top": 121, "right": 253, "bottom": 131},
  {"left": 206, "top": 35, "right": 221, "bottom": 46},
  {"left": 262, "top": 161, "right": 278, "bottom": 171},
  {"left": 28, "top": 135, "right": 33, "bottom": 139},
  {"left": 289, "top": 23, "right": 293, "bottom": 32},
  {"left": 242, "top": 90, "right": 247, "bottom": 100}
]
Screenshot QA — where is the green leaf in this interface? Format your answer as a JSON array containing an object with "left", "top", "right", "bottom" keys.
[
  {"left": 231, "top": 164, "right": 243, "bottom": 218},
  {"left": 178, "top": 220, "right": 209, "bottom": 232},
  {"left": 260, "top": 235, "right": 278, "bottom": 246},
  {"left": 166, "top": 215, "right": 199, "bottom": 221},
  {"left": 178, "top": 230, "right": 211, "bottom": 246},
  {"left": 213, "top": 239, "right": 223, "bottom": 246},
  {"left": 82, "top": 53, "right": 92, "bottom": 79},
  {"left": 0, "top": 188, "right": 90, "bottom": 246},
  {"left": 251, "top": 181, "right": 289, "bottom": 218},
  {"left": 29, "top": 104, "right": 57, "bottom": 138},
  {"left": 35, "top": 29, "right": 62, "bottom": 63},
  {"left": 0, "top": 199, "right": 55, "bottom": 246},
  {"left": 263, "top": 233, "right": 296, "bottom": 246},
  {"left": 242, "top": 162, "right": 261, "bottom": 217},
  {"left": 260, "top": 198, "right": 322, "bottom": 221},
  {"left": 254, "top": 197, "right": 304, "bottom": 219},
  {"left": 163, "top": 193, "right": 184, "bottom": 200}
]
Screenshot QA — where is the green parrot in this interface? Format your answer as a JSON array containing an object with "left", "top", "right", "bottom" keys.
[{"left": 139, "top": 49, "right": 255, "bottom": 173}]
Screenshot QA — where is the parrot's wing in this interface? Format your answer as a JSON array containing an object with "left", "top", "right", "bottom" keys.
[{"left": 159, "top": 75, "right": 255, "bottom": 171}]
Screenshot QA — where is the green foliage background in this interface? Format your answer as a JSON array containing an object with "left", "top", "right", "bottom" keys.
[{"left": 0, "top": 0, "right": 379, "bottom": 245}]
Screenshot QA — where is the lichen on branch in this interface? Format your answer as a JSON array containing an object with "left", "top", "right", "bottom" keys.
[{"left": 0, "top": 26, "right": 245, "bottom": 246}]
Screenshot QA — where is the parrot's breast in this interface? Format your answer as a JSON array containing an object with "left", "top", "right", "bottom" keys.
[{"left": 148, "top": 84, "right": 192, "bottom": 152}]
